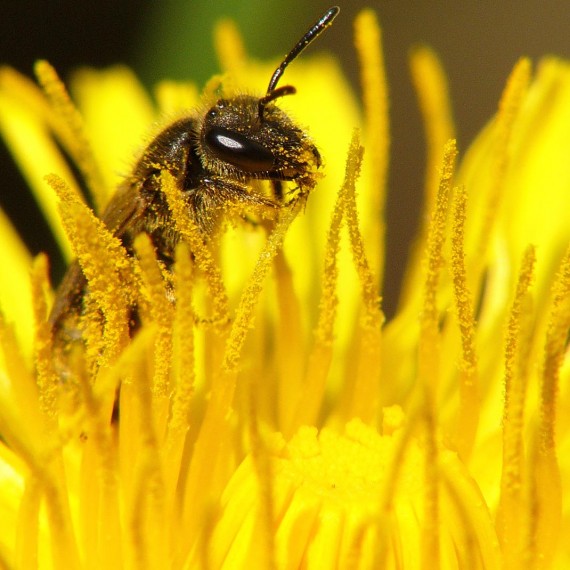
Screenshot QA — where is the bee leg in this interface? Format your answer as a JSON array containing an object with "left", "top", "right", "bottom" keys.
[
  {"left": 201, "top": 177, "right": 280, "bottom": 211},
  {"left": 272, "top": 180, "right": 284, "bottom": 202}
]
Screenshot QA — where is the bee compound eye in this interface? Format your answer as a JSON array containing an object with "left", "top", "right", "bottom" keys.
[{"left": 205, "top": 126, "right": 275, "bottom": 172}]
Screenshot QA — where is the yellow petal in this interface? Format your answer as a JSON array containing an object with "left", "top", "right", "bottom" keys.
[
  {"left": 70, "top": 66, "right": 155, "bottom": 208},
  {"left": 0, "top": 209, "right": 34, "bottom": 356}
]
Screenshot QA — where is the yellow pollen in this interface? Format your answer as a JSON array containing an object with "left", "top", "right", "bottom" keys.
[
  {"left": 46, "top": 173, "right": 133, "bottom": 367},
  {"left": 449, "top": 185, "right": 479, "bottom": 459},
  {"left": 497, "top": 245, "right": 536, "bottom": 569},
  {"left": 35, "top": 60, "right": 107, "bottom": 214},
  {"left": 133, "top": 233, "right": 174, "bottom": 397},
  {"left": 160, "top": 171, "right": 230, "bottom": 328}
]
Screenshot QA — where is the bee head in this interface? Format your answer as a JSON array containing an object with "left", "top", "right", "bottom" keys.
[
  {"left": 200, "top": 94, "right": 320, "bottom": 189},
  {"left": 198, "top": 7, "right": 339, "bottom": 193}
]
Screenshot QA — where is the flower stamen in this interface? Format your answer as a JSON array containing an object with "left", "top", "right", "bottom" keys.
[
  {"left": 46, "top": 173, "right": 133, "bottom": 369},
  {"left": 449, "top": 185, "right": 479, "bottom": 459},
  {"left": 35, "top": 60, "right": 107, "bottom": 213},
  {"left": 354, "top": 10, "right": 389, "bottom": 286},
  {"left": 497, "top": 245, "right": 536, "bottom": 568}
]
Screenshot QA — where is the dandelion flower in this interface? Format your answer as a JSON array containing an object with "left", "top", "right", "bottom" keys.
[{"left": 1, "top": 7, "right": 569, "bottom": 570}]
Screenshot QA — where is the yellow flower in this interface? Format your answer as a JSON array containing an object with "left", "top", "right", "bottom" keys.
[{"left": 0, "top": 7, "right": 569, "bottom": 570}]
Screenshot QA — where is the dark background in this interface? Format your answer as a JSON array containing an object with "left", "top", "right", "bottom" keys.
[{"left": 2, "top": 1, "right": 570, "bottom": 317}]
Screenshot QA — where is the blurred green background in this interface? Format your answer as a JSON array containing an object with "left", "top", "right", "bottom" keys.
[{"left": 3, "top": 0, "right": 570, "bottom": 316}]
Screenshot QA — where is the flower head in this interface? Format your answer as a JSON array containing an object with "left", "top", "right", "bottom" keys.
[{"left": 1, "top": 8, "right": 570, "bottom": 570}]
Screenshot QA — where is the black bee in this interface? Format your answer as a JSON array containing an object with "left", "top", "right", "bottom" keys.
[{"left": 49, "top": 6, "right": 339, "bottom": 347}]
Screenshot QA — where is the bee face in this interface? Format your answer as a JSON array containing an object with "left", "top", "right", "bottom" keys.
[{"left": 199, "top": 95, "right": 321, "bottom": 190}]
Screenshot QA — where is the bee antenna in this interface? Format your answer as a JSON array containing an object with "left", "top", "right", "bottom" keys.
[{"left": 258, "top": 6, "right": 339, "bottom": 118}]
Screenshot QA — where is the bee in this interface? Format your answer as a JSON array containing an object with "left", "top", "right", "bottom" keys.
[{"left": 49, "top": 6, "right": 340, "bottom": 348}]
